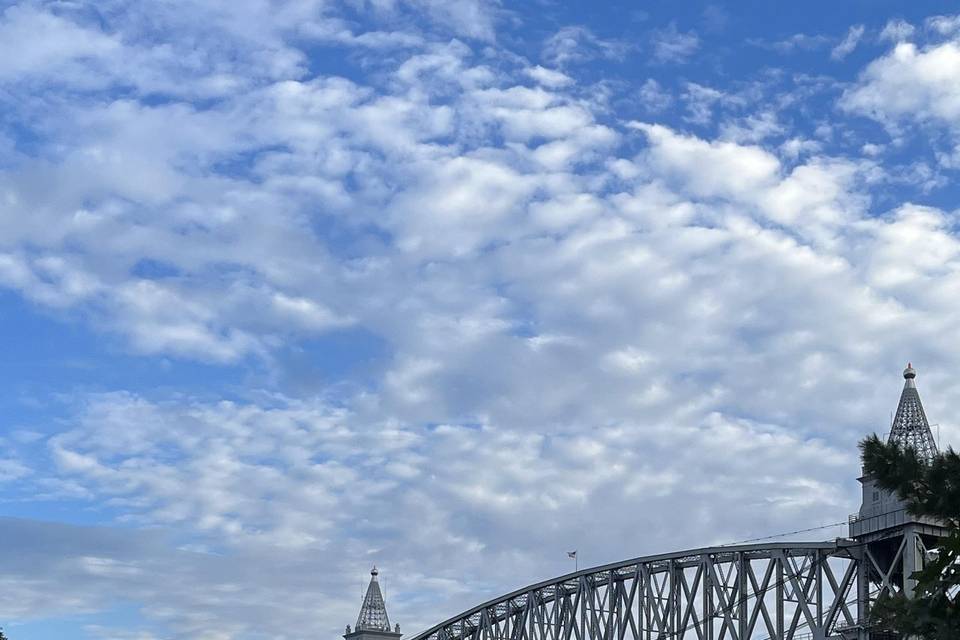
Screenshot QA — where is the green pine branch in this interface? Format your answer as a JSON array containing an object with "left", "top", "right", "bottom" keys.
[{"left": 861, "top": 435, "right": 960, "bottom": 638}]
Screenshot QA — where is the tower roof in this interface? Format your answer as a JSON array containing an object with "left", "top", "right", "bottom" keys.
[
  {"left": 888, "top": 363, "right": 939, "bottom": 463},
  {"left": 356, "top": 566, "right": 394, "bottom": 632}
]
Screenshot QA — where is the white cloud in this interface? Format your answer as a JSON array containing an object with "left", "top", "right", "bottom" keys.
[
  {"left": 879, "top": 19, "right": 915, "bottom": 43},
  {"left": 860, "top": 204, "right": 960, "bottom": 290},
  {"left": 524, "top": 65, "right": 573, "bottom": 88},
  {"left": 650, "top": 23, "right": 700, "bottom": 63},
  {"left": 831, "top": 24, "right": 865, "bottom": 60},
  {"left": 0, "top": 5, "right": 119, "bottom": 80},
  {"left": 780, "top": 137, "right": 823, "bottom": 160},
  {"left": 35, "top": 387, "right": 860, "bottom": 637},
  {"left": 0, "top": 459, "right": 30, "bottom": 482},
  {"left": 528, "top": 192, "right": 605, "bottom": 230},
  {"left": 926, "top": 14, "right": 960, "bottom": 36},
  {"left": 754, "top": 33, "right": 831, "bottom": 54},
  {"left": 681, "top": 82, "right": 725, "bottom": 124},
  {"left": 637, "top": 78, "right": 672, "bottom": 112},
  {"left": 388, "top": 155, "right": 538, "bottom": 256},
  {"left": 405, "top": 0, "right": 501, "bottom": 41},
  {"left": 542, "top": 26, "right": 629, "bottom": 67},
  {"left": 841, "top": 40, "right": 960, "bottom": 128},
  {"left": 631, "top": 122, "right": 780, "bottom": 199},
  {"left": 759, "top": 159, "right": 862, "bottom": 229},
  {"left": 720, "top": 110, "right": 784, "bottom": 143},
  {"left": 0, "top": 516, "right": 388, "bottom": 640}
]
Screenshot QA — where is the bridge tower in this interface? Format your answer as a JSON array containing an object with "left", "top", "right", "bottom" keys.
[
  {"left": 344, "top": 567, "right": 402, "bottom": 640},
  {"left": 845, "top": 364, "right": 950, "bottom": 640}
]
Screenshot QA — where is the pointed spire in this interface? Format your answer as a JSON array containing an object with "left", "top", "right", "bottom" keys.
[
  {"left": 356, "top": 566, "right": 394, "bottom": 632},
  {"left": 888, "top": 363, "right": 939, "bottom": 462}
]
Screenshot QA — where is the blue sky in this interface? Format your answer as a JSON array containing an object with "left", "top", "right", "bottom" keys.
[{"left": 3, "top": 1, "right": 960, "bottom": 638}]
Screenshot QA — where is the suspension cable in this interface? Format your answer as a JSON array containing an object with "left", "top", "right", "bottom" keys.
[{"left": 720, "top": 520, "right": 849, "bottom": 546}]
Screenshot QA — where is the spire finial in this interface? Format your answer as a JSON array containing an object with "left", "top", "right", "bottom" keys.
[
  {"left": 904, "top": 362, "right": 916, "bottom": 380},
  {"left": 371, "top": 565, "right": 379, "bottom": 578}
]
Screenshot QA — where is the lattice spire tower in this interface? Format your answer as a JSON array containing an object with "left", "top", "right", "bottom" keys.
[
  {"left": 852, "top": 363, "right": 945, "bottom": 535},
  {"left": 843, "top": 362, "right": 952, "bottom": 637},
  {"left": 887, "top": 363, "right": 939, "bottom": 461},
  {"left": 344, "top": 567, "right": 402, "bottom": 640}
]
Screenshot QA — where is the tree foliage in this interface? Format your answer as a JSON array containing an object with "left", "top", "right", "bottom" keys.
[{"left": 861, "top": 434, "right": 960, "bottom": 638}]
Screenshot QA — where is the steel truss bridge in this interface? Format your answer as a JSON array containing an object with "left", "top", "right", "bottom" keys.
[
  {"left": 408, "top": 529, "right": 943, "bottom": 640},
  {"left": 398, "top": 368, "right": 948, "bottom": 640}
]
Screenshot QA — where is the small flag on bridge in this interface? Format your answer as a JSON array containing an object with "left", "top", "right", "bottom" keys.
[{"left": 567, "top": 551, "right": 577, "bottom": 558}]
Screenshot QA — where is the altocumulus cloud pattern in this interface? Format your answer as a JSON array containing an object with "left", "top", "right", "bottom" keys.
[{"left": 2, "top": 1, "right": 960, "bottom": 639}]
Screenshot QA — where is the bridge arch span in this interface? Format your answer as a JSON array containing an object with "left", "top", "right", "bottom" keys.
[{"left": 410, "top": 541, "right": 864, "bottom": 640}]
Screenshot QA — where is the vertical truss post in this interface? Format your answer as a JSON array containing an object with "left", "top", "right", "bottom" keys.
[
  {"left": 776, "top": 552, "right": 785, "bottom": 640},
  {"left": 639, "top": 564, "right": 650, "bottom": 640},
  {"left": 903, "top": 525, "right": 921, "bottom": 599},
  {"left": 669, "top": 560, "right": 679, "bottom": 640},
  {"left": 737, "top": 552, "right": 747, "bottom": 640},
  {"left": 702, "top": 554, "right": 713, "bottom": 640},
  {"left": 815, "top": 549, "right": 824, "bottom": 640}
]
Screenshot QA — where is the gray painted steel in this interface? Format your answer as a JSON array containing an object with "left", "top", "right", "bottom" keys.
[
  {"left": 409, "top": 542, "right": 858, "bottom": 640},
  {"left": 346, "top": 567, "right": 403, "bottom": 640},
  {"left": 887, "top": 363, "right": 938, "bottom": 462},
  {"left": 357, "top": 567, "right": 395, "bottom": 632}
]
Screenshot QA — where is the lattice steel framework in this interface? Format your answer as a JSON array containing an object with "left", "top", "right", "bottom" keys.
[
  {"left": 408, "top": 540, "right": 925, "bottom": 640},
  {"left": 887, "top": 363, "right": 938, "bottom": 463},
  {"left": 358, "top": 567, "right": 394, "bottom": 632}
]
